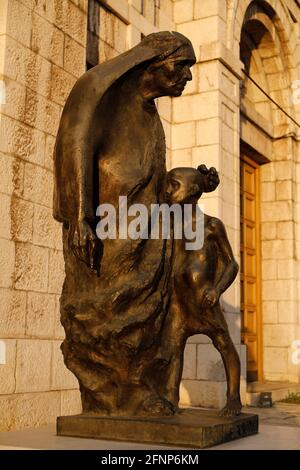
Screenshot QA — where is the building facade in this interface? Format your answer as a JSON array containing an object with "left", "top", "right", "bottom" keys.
[{"left": 0, "top": 0, "right": 299, "bottom": 431}]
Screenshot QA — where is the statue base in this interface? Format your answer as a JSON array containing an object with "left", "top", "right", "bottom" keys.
[{"left": 57, "top": 408, "right": 258, "bottom": 448}]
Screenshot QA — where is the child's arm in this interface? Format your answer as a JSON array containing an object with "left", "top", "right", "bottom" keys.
[
  {"left": 212, "top": 218, "right": 239, "bottom": 295},
  {"left": 202, "top": 218, "right": 238, "bottom": 308}
]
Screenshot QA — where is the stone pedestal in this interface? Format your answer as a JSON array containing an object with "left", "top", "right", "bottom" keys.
[{"left": 57, "top": 408, "right": 258, "bottom": 449}]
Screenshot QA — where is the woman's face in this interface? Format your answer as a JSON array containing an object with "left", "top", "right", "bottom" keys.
[{"left": 150, "top": 58, "right": 194, "bottom": 97}]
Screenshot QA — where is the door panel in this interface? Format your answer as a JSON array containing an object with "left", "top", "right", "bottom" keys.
[{"left": 240, "top": 155, "right": 262, "bottom": 382}]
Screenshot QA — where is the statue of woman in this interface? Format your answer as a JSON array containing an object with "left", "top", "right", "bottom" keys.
[{"left": 53, "top": 31, "right": 218, "bottom": 417}]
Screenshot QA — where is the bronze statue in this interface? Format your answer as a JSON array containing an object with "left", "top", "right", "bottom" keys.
[
  {"left": 159, "top": 167, "right": 242, "bottom": 417},
  {"left": 53, "top": 31, "right": 240, "bottom": 418}
]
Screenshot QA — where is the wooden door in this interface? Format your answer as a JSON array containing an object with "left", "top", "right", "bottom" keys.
[{"left": 240, "top": 155, "right": 262, "bottom": 382}]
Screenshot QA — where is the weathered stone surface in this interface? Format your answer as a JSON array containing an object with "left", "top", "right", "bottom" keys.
[
  {"left": 0, "top": 239, "right": 15, "bottom": 288},
  {"left": 23, "top": 163, "right": 53, "bottom": 207},
  {"left": 47, "top": 249, "right": 65, "bottom": 294},
  {"left": 60, "top": 390, "right": 81, "bottom": 416},
  {"left": 0, "top": 391, "right": 61, "bottom": 432},
  {"left": 180, "top": 380, "right": 227, "bottom": 408},
  {"left": 33, "top": 205, "right": 62, "bottom": 250},
  {"left": 26, "top": 292, "right": 56, "bottom": 338},
  {"left": 14, "top": 242, "right": 48, "bottom": 292},
  {"left": 15, "top": 340, "right": 52, "bottom": 393},
  {"left": 182, "top": 344, "right": 197, "bottom": 380},
  {"left": 0, "top": 339, "right": 16, "bottom": 394},
  {"left": 0, "top": 288, "right": 26, "bottom": 336},
  {"left": 51, "top": 341, "right": 79, "bottom": 390},
  {"left": 11, "top": 197, "right": 34, "bottom": 243},
  {"left": 197, "top": 344, "right": 225, "bottom": 381},
  {"left": 57, "top": 409, "right": 258, "bottom": 448}
]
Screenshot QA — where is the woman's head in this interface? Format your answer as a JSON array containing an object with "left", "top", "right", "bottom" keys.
[{"left": 139, "top": 31, "right": 196, "bottom": 99}]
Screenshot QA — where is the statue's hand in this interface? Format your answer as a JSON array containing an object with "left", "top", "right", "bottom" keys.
[
  {"left": 202, "top": 287, "right": 220, "bottom": 308},
  {"left": 69, "top": 219, "right": 99, "bottom": 270}
]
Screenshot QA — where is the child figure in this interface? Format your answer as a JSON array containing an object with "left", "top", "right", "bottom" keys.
[{"left": 162, "top": 166, "right": 242, "bottom": 417}]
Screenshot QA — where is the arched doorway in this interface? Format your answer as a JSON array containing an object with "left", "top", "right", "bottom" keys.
[{"left": 239, "top": 1, "right": 297, "bottom": 384}]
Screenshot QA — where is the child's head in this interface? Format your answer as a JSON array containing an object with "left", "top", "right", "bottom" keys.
[{"left": 165, "top": 167, "right": 204, "bottom": 204}]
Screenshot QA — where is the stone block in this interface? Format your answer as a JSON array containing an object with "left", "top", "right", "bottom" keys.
[
  {"left": 24, "top": 163, "right": 53, "bottom": 207},
  {"left": 31, "top": 12, "right": 64, "bottom": 67},
  {"left": 182, "top": 343, "right": 197, "bottom": 380},
  {"left": 172, "top": 121, "right": 196, "bottom": 150},
  {"left": 173, "top": 91, "right": 219, "bottom": 123},
  {"left": 171, "top": 148, "right": 192, "bottom": 168},
  {"left": 262, "top": 279, "right": 295, "bottom": 301},
  {"left": 199, "top": 61, "right": 220, "bottom": 92},
  {"left": 14, "top": 242, "right": 48, "bottom": 292},
  {"left": 221, "top": 122, "right": 235, "bottom": 153},
  {"left": 276, "top": 180, "right": 292, "bottom": 201},
  {"left": 61, "top": 389, "right": 82, "bottom": 416},
  {"left": 0, "top": 153, "right": 14, "bottom": 196},
  {"left": 100, "top": 6, "right": 127, "bottom": 53},
  {"left": 33, "top": 205, "right": 62, "bottom": 249},
  {"left": 0, "top": 77, "right": 26, "bottom": 121},
  {"left": 264, "top": 324, "right": 295, "bottom": 347},
  {"left": 157, "top": 96, "right": 171, "bottom": 122},
  {"left": 191, "top": 144, "right": 221, "bottom": 171},
  {"left": 262, "top": 301, "right": 278, "bottom": 324},
  {"left": 263, "top": 347, "right": 288, "bottom": 373},
  {"left": 51, "top": 341, "right": 78, "bottom": 390},
  {"left": 261, "top": 182, "right": 275, "bottom": 202},
  {"left": 15, "top": 339, "right": 52, "bottom": 392},
  {"left": 177, "top": 17, "right": 224, "bottom": 56},
  {"left": 0, "top": 288, "right": 26, "bottom": 336},
  {"left": 64, "top": 35, "right": 86, "bottom": 77},
  {"left": 173, "top": 0, "right": 193, "bottom": 24},
  {"left": 0, "top": 391, "right": 61, "bottom": 432},
  {"left": 274, "top": 161, "right": 292, "bottom": 180},
  {"left": 6, "top": 0, "right": 32, "bottom": 47},
  {"left": 48, "top": 249, "right": 65, "bottom": 294},
  {"left": 50, "top": 65, "right": 76, "bottom": 106},
  {"left": 54, "top": 296, "right": 65, "bottom": 339},
  {"left": 158, "top": 8, "right": 174, "bottom": 30},
  {"left": 44, "top": 134, "right": 55, "bottom": 171},
  {"left": 180, "top": 379, "right": 226, "bottom": 408},
  {"left": 262, "top": 240, "right": 293, "bottom": 260},
  {"left": 26, "top": 292, "right": 56, "bottom": 338},
  {"left": 53, "top": 0, "right": 87, "bottom": 46},
  {"left": 0, "top": 239, "right": 15, "bottom": 288},
  {"left": 261, "top": 201, "right": 292, "bottom": 222},
  {"left": 260, "top": 162, "right": 275, "bottom": 182},
  {"left": 197, "top": 344, "right": 225, "bottom": 381},
  {"left": 24, "top": 89, "right": 61, "bottom": 136},
  {"left": 278, "top": 300, "right": 298, "bottom": 323},
  {"left": 194, "top": 0, "right": 227, "bottom": 21},
  {"left": 262, "top": 259, "right": 277, "bottom": 280},
  {"left": 0, "top": 193, "right": 11, "bottom": 239},
  {"left": 261, "top": 222, "right": 276, "bottom": 240},
  {"left": 196, "top": 118, "right": 220, "bottom": 146},
  {"left": 0, "top": 339, "right": 16, "bottom": 394},
  {"left": 277, "top": 259, "right": 296, "bottom": 280},
  {"left": 10, "top": 197, "right": 34, "bottom": 243},
  {"left": 0, "top": 114, "right": 45, "bottom": 166}
]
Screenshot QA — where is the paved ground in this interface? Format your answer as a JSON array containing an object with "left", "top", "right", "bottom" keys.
[{"left": 0, "top": 404, "right": 299, "bottom": 450}]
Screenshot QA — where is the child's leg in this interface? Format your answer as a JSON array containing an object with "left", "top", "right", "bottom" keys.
[{"left": 206, "top": 305, "right": 242, "bottom": 416}]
